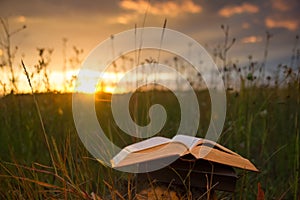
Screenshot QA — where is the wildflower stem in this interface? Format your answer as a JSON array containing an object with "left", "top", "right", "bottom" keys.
[{"left": 21, "top": 60, "right": 57, "bottom": 175}]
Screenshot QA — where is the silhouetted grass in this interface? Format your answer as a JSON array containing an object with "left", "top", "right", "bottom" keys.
[{"left": 0, "top": 84, "right": 299, "bottom": 199}]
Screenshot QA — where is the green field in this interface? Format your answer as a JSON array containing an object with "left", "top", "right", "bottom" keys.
[{"left": 0, "top": 84, "right": 299, "bottom": 199}]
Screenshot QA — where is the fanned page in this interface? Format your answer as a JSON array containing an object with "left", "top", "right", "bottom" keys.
[
  {"left": 172, "top": 135, "right": 203, "bottom": 150},
  {"left": 194, "top": 139, "right": 239, "bottom": 156},
  {"left": 111, "top": 137, "right": 171, "bottom": 167},
  {"left": 113, "top": 143, "right": 187, "bottom": 168},
  {"left": 190, "top": 145, "right": 258, "bottom": 171}
]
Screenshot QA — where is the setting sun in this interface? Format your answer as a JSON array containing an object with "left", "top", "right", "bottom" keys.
[
  {"left": 103, "top": 85, "right": 115, "bottom": 94},
  {"left": 73, "top": 69, "right": 125, "bottom": 94}
]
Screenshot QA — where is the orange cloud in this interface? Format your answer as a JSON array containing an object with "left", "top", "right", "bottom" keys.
[
  {"left": 219, "top": 3, "right": 259, "bottom": 18},
  {"left": 241, "top": 36, "right": 262, "bottom": 44},
  {"left": 265, "top": 17, "right": 298, "bottom": 31},
  {"left": 13, "top": 15, "right": 26, "bottom": 23},
  {"left": 242, "top": 22, "right": 250, "bottom": 29},
  {"left": 119, "top": 0, "right": 202, "bottom": 17},
  {"left": 18, "top": 16, "right": 26, "bottom": 23},
  {"left": 112, "top": 14, "right": 138, "bottom": 25},
  {"left": 271, "top": 0, "right": 291, "bottom": 12}
]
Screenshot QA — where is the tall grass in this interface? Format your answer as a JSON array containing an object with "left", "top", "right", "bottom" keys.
[{"left": 0, "top": 86, "right": 299, "bottom": 199}]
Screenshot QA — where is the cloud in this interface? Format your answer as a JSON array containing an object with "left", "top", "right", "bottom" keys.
[
  {"left": 0, "top": 0, "right": 119, "bottom": 18},
  {"left": 242, "top": 22, "right": 250, "bottom": 29},
  {"left": 111, "top": 0, "right": 202, "bottom": 24},
  {"left": 16, "top": 15, "right": 26, "bottom": 23},
  {"left": 271, "top": 0, "right": 292, "bottom": 12},
  {"left": 108, "top": 14, "right": 138, "bottom": 25},
  {"left": 265, "top": 17, "right": 298, "bottom": 31},
  {"left": 241, "top": 36, "right": 262, "bottom": 44},
  {"left": 219, "top": 3, "right": 259, "bottom": 18},
  {"left": 119, "top": 0, "right": 202, "bottom": 18}
]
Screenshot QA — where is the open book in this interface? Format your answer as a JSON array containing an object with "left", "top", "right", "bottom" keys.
[{"left": 111, "top": 135, "right": 258, "bottom": 172}]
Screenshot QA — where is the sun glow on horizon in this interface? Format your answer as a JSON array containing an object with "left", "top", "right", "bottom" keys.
[
  {"left": 103, "top": 86, "right": 116, "bottom": 94},
  {"left": 74, "top": 69, "right": 125, "bottom": 94}
]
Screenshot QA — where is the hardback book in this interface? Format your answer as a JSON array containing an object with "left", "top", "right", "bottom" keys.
[
  {"left": 137, "top": 158, "right": 239, "bottom": 192},
  {"left": 111, "top": 134, "right": 258, "bottom": 172}
]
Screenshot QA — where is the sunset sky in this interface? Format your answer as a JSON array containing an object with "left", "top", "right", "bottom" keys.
[{"left": 0, "top": 0, "right": 299, "bottom": 93}]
